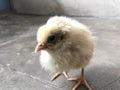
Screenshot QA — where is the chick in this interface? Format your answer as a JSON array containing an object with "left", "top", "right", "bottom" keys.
[{"left": 35, "top": 16, "right": 94, "bottom": 90}]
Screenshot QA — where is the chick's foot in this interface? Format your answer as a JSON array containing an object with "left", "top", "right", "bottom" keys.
[
  {"left": 68, "top": 68, "right": 92, "bottom": 90},
  {"left": 51, "top": 71, "right": 69, "bottom": 81}
]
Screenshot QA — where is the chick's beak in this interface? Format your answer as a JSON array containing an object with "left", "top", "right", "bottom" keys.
[{"left": 35, "top": 42, "right": 46, "bottom": 53}]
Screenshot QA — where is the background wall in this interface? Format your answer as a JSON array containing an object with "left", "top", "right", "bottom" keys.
[
  {"left": 0, "top": 0, "right": 10, "bottom": 11},
  {"left": 11, "top": 0, "right": 120, "bottom": 17}
]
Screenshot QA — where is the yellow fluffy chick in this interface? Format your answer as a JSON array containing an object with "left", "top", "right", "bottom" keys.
[{"left": 35, "top": 16, "right": 94, "bottom": 90}]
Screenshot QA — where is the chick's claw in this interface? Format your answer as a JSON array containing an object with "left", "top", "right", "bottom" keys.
[
  {"left": 51, "top": 72, "right": 61, "bottom": 81},
  {"left": 68, "top": 68, "right": 92, "bottom": 90},
  {"left": 51, "top": 71, "right": 69, "bottom": 81},
  {"left": 70, "top": 77, "right": 92, "bottom": 90},
  {"left": 63, "top": 71, "right": 69, "bottom": 79}
]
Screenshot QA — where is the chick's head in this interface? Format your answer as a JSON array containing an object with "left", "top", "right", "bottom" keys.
[{"left": 35, "top": 23, "right": 69, "bottom": 52}]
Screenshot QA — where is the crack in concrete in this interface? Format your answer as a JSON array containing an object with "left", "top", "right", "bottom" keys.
[
  {"left": 0, "top": 31, "right": 35, "bottom": 48},
  {"left": 0, "top": 64, "right": 64, "bottom": 90},
  {"left": 1, "top": 63, "right": 120, "bottom": 90},
  {"left": 15, "top": 71, "right": 64, "bottom": 90},
  {"left": 0, "top": 38, "right": 18, "bottom": 47}
]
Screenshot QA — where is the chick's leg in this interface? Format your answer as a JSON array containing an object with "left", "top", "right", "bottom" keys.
[
  {"left": 68, "top": 68, "right": 92, "bottom": 90},
  {"left": 51, "top": 71, "right": 69, "bottom": 81}
]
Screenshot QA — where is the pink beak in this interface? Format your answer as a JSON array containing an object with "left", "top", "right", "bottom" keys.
[{"left": 35, "top": 43, "right": 46, "bottom": 53}]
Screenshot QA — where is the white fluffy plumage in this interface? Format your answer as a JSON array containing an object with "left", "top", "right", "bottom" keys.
[{"left": 37, "top": 16, "right": 94, "bottom": 73}]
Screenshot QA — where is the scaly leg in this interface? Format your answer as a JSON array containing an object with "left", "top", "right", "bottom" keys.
[
  {"left": 68, "top": 68, "right": 92, "bottom": 90},
  {"left": 51, "top": 71, "right": 69, "bottom": 81}
]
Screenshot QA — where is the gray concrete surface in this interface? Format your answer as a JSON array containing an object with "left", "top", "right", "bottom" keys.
[
  {"left": 0, "top": 14, "right": 120, "bottom": 90},
  {"left": 11, "top": 0, "right": 120, "bottom": 17}
]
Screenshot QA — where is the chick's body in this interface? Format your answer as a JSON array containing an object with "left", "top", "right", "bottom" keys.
[{"left": 38, "top": 16, "right": 94, "bottom": 73}]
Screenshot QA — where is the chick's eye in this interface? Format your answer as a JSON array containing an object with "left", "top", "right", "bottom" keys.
[{"left": 48, "top": 35, "right": 56, "bottom": 43}]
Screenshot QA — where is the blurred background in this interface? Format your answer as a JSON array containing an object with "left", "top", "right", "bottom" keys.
[
  {"left": 0, "top": 0, "right": 120, "bottom": 90},
  {"left": 1, "top": 0, "right": 120, "bottom": 17}
]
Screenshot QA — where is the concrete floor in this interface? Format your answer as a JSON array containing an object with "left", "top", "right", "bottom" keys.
[{"left": 0, "top": 14, "right": 120, "bottom": 90}]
